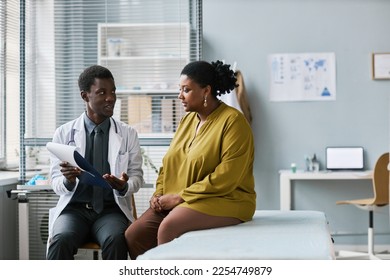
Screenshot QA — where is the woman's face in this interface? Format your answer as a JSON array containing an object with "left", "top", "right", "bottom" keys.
[{"left": 178, "top": 74, "right": 209, "bottom": 112}]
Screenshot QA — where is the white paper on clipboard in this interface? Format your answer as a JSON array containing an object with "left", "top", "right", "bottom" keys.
[
  {"left": 46, "top": 142, "right": 81, "bottom": 168},
  {"left": 46, "top": 142, "right": 111, "bottom": 189}
]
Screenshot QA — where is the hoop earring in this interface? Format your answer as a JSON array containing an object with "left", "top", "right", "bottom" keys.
[{"left": 203, "top": 96, "right": 207, "bottom": 107}]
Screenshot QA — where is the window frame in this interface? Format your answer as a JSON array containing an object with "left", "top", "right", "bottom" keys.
[{"left": 16, "top": 0, "right": 202, "bottom": 182}]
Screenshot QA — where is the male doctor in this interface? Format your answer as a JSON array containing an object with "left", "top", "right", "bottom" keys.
[{"left": 47, "top": 65, "right": 144, "bottom": 260}]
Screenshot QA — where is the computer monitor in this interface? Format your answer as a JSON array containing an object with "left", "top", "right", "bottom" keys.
[{"left": 325, "top": 147, "right": 364, "bottom": 170}]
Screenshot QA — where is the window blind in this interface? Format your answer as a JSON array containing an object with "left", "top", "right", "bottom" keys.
[
  {"left": 0, "top": 0, "right": 19, "bottom": 168},
  {"left": 17, "top": 0, "right": 202, "bottom": 184},
  {"left": 0, "top": 0, "right": 4, "bottom": 165}
]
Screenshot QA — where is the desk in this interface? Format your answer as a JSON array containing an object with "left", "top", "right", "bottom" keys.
[
  {"left": 279, "top": 170, "right": 373, "bottom": 210},
  {"left": 0, "top": 171, "right": 20, "bottom": 186}
]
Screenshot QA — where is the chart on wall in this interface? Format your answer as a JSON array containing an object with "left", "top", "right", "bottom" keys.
[{"left": 268, "top": 52, "right": 336, "bottom": 102}]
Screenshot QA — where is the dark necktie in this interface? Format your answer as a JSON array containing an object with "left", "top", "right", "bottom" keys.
[{"left": 92, "top": 126, "right": 104, "bottom": 213}]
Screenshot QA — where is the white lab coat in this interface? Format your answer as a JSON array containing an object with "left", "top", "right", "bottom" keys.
[{"left": 47, "top": 112, "right": 144, "bottom": 247}]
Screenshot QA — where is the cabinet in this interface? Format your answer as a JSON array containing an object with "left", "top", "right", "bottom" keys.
[
  {"left": 0, "top": 183, "right": 18, "bottom": 259},
  {"left": 98, "top": 23, "right": 189, "bottom": 92},
  {"left": 98, "top": 23, "right": 189, "bottom": 134}
]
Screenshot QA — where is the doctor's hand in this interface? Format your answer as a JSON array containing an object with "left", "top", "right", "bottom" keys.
[
  {"left": 103, "top": 172, "right": 129, "bottom": 192},
  {"left": 60, "top": 161, "right": 81, "bottom": 184}
]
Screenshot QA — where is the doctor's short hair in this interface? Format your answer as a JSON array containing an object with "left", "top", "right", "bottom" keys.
[
  {"left": 78, "top": 65, "right": 115, "bottom": 92},
  {"left": 180, "top": 60, "right": 238, "bottom": 97}
]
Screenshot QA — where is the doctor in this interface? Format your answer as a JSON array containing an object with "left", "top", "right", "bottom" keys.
[{"left": 47, "top": 65, "right": 144, "bottom": 260}]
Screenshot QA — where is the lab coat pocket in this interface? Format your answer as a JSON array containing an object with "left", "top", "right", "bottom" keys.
[{"left": 116, "top": 152, "right": 130, "bottom": 174}]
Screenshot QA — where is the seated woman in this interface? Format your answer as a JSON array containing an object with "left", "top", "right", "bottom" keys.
[{"left": 125, "top": 60, "right": 256, "bottom": 260}]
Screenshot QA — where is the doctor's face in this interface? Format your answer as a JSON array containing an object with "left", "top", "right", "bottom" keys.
[{"left": 83, "top": 77, "right": 116, "bottom": 124}]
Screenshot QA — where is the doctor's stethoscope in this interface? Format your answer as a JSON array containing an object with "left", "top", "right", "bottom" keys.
[{"left": 66, "top": 117, "right": 118, "bottom": 145}]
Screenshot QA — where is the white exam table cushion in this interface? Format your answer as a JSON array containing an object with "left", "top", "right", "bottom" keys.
[{"left": 137, "top": 210, "right": 335, "bottom": 260}]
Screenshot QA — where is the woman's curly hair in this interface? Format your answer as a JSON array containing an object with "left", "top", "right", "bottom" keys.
[{"left": 181, "top": 60, "right": 238, "bottom": 97}]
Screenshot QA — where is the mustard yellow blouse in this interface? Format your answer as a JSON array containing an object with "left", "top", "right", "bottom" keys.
[{"left": 154, "top": 102, "right": 256, "bottom": 221}]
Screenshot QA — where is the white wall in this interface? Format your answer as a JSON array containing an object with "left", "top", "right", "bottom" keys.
[{"left": 203, "top": 0, "right": 390, "bottom": 245}]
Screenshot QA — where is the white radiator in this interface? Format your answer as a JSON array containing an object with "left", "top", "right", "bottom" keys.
[
  {"left": 133, "top": 183, "right": 155, "bottom": 218},
  {"left": 15, "top": 186, "right": 58, "bottom": 260}
]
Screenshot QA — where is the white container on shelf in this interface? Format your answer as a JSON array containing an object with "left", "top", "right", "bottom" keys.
[{"left": 107, "top": 38, "right": 124, "bottom": 57}]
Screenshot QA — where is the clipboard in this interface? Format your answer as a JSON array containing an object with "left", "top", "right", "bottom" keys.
[{"left": 46, "top": 142, "right": 111, "bottom": 189}]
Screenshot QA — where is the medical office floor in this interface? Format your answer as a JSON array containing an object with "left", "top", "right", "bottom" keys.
[
  {"left": 335, "top": 245, "right": 390, "bottom": 260},
  {"left": 74, "top": 250, "right": 131, "bottom": 260}
]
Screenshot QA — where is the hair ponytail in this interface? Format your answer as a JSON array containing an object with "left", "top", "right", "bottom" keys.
[{"left": 181, "top": 60, "right": 238, "bottom": 97}]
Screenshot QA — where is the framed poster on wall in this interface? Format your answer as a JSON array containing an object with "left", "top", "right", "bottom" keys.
[
  {"left": 268, "top": 52, "right": 336, "bottom": 102},
  {"left": 372, "top": 53, "right": 390, "bottom": 80}
]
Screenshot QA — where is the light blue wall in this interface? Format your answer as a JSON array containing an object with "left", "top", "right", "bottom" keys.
[{"left": 203, "top": 0, "right": 390, "bottom": 245}]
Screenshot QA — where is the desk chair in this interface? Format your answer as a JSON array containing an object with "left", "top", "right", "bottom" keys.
[
  {"left": 79, "top": 194, "right": 138, "bottom": 260},
  {"left": 336, "top": 152, "right": 389, "bottom": 260}
]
